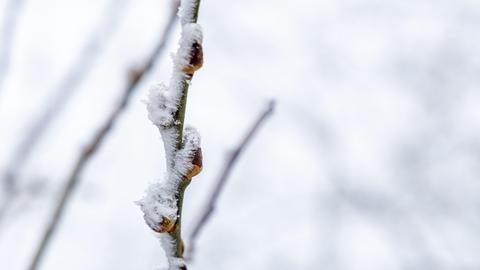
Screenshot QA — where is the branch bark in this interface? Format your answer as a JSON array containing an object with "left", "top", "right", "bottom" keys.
[
  {"left": 26, "top": 3, "right": 179, "bottom": 270},
  {"left": 168, "top": 1, "right": 202, "bottom": 263}
]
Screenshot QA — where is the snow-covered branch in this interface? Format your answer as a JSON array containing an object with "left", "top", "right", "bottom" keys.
[{"left": 138, "top": 1, "right": 203, "bottom": 269}]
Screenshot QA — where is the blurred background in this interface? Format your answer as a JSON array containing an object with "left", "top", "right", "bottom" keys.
[{"left": 1, "top": 0, "right": 480, "bottom": 269}]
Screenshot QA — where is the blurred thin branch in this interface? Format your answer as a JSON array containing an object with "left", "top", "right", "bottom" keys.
[
  {"left": 0, "top": 0, "right": 128, "bottom": 222},
  {"left": 186, "top": 100, "right": 275, "bottom": 260},
  {"left": 26, "top": 3, "right": 179, "bottom": 270},
  {"left": 0, "top": 0, "right": 26, "bottom": 93}
]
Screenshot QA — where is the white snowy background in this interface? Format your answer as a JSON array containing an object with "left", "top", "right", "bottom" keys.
[{"left": 1, "top": 0, "right": 480, "bottom": 269}]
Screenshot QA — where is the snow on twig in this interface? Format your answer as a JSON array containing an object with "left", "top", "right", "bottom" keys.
[{"left": 138, "top": 1, "right": 203, "bottom": 269}]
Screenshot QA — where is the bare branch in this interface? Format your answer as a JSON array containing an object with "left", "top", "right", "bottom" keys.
[
  {"left": 25, "top": 4, "right": 179, "bottom": 270},
  {"left": 0, "top": 0, "right": 128, "bottom": 206},
  {"left": 186, "top": 100, "right": 275, "bottom": 260}
]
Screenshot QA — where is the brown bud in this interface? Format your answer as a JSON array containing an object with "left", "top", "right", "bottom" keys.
[
  {"left": 186, "top": 147, "right": 203, "bottom": 179},
  {"left": 153, "top": 217, "right": 176, "bottom": 233},
  {"left": 182, "top": 42, "right": 203, "bottom": 75},
  {"left": 179, "top": 239, "right": 185, "bottom": 256}
]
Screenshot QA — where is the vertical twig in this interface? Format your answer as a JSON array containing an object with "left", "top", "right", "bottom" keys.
[
  {"left": 0, "top": 0, "right": 128, "bottom": 223},
  {"left": 168, "top": 0, "right": 202, "bottom": 263},
  {"left": 186, "top": 100, "right": 275, "bottom": 260},
  {"left": 26, "top": 3, "right": 179, "bottom": 270},
  {"left": 139, "top": 1, "right": 203, "bottom": 269}
]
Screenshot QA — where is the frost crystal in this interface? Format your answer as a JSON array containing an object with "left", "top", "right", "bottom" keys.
[
  {"left": 146, "top": 83, "right": 175, "bottom": 127},
  {"left": 178, "top": 0, "right": 197, "bottom": 25},
  {"left": 138, "top": 127, "right": 200, "bottom": 234},
  {"left": 145, "top": 23, "right": 202, "bottom": 133},
  {"left": 137, "top": 183, "right": 177, "bottom": 232},
  {"left": 159, "top": 234, "right": 186, "bottom": 270},
  {"left": 175, "top": 23, "right": 203, "bottom": 71}
]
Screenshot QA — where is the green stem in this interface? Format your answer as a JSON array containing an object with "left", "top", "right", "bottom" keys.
[
  {"left": 169, "top": 179, "right": 190, "bottom": 258},
  {"left": 168, "top": 0, "right": 202, "bottom": 266},
  {"left": 174, "top": 75, "right": 192, "bottom": 150},
  {"left": 192, "top": 0, "right": 201, "bottom": 23}
]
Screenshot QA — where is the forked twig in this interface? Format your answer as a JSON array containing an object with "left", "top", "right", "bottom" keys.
[
  {"left": 187, "top": 100, "right": 275, "bottom": 259},
  {"left": 26, "top": 3, "right": 179, "bottom": 270}
]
